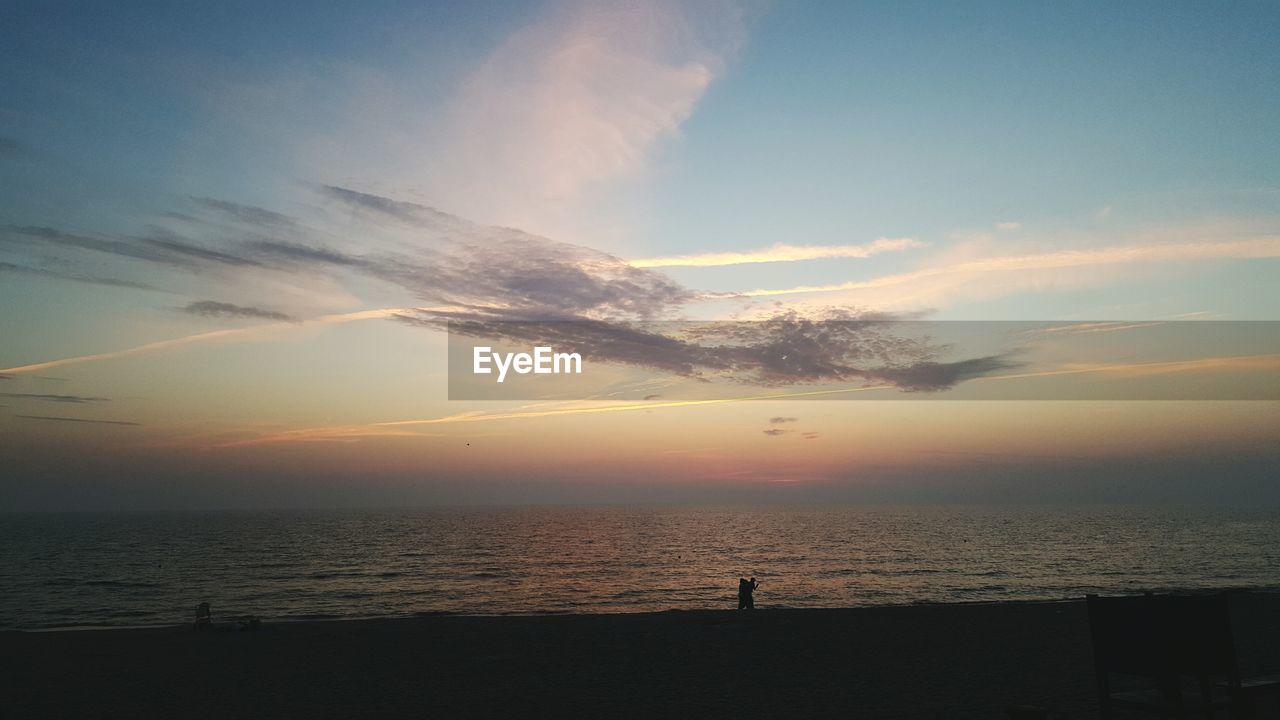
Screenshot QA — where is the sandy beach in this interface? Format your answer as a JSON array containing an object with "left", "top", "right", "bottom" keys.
[{"left": 6, "top": 595, "right": 1278, "bottom": 719}]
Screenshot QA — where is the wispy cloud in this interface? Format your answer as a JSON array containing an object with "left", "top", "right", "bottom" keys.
[
  {"left": 178, "top": 1, "right": 745, "bottom": 245},
  {"left": 183, "top": 301, "right": 296, "bottom": 323},
  {"left": 2, "top": 224, "right": 258, "bottom": 270},
  {"left": 430, "top": 0, "right": 745, "bottom": 232},
  {"left": 0, "top": 261, "right": 157, "bottom": 290},
  {"left": 9, "top": 184, "right": 1273, "bottom": 396},
  {"left": 16, "top": 415, "right": 139, "bottom": 426},
  {"left": 1025, "top": 321, "right": 1166, "bottom": 336},
  {"left": 317, "top": 185, "right": 461, "bottom": 228},
  {"left": 403, "top": 309, "right": 1018, "bottom": 390},
  {"left": 0, "top": 183, "right": 710, "bottom": 376},
  {"left": 1, "top": 392, "right": 108, "bottom": 404},
  {"left": 187, "top": 196, "right": 299, "bottom": 229},
  {"left": 762, "top": 428, "right": 789, "bottom": 436},
  {"left": 769, "top": 416, "right": 798, "bottom": 424},
  {"left": 703, "top": 237, "right": 1280, "bottom": 300},
  {"left": 317, "top": 185, "right": 694, "bottom": 318},
  {"left": 205, "top": 351, "right": 1279, "bottom": 449},
  {"left": 630, "top": 237, "right": 920, "bottom": 268},
  {"left": 137, "top": 227, "right": 261, "bottom": 267},
  {"left": 210, "top": 384, "right": 898, "bottom": 448},
  {"left": 0, "top": 308, "right": 413, "bottom": 375},
  {"left": 206, "top": 426, "right": 428, "bottom": 447},
  {"left": 975, "top": 353, "right": 1280, "bottom": 382},
  {"left": 7, "top": 182, "right": 697, "bottom": 336}
]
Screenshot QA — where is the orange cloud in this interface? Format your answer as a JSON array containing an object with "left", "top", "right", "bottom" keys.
[
  {"left": 701, "top": 237, "right": 1280, "bottom": 300},
  {"left": 630, "top": 237, "right": 920, "bottom": 268}
]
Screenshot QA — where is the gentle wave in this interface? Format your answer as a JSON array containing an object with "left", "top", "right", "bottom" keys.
[{"left": 2, "top": 505, "right": 1278, "bottom": 630}]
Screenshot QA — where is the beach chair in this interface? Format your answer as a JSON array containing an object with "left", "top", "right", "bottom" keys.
[
  {"left": 1086, "top": 593, "right": 1231, "bottom": 718},
  {"left": 1155, "top": 594, "right": 1280, "bottom": 719},
  {"left": 1228, "top": 593, "right": 1280, "bottom": 718}
]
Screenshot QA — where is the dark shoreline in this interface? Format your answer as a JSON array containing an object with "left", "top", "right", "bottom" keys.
[
  {"left": 9, "top": 596, "right": 1086, "bottom": 633},
  {"left": 6, "top": 595, "right": 1278, "bottom": 719},
  {"left": 12, "top": 587, "right": 1278, "bottom": 633}
]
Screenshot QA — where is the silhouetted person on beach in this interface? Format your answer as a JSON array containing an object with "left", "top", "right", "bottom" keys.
[
  {"left": 194, "top": 602, "right": 211, "bottom": 631},
  {"left": 737, "top": 577, "right": 759, "bottom": 610}
]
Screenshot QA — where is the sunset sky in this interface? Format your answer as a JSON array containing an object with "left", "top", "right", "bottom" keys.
[{"left": 2, "top": 1, "right": 1277, "bottom": 509}]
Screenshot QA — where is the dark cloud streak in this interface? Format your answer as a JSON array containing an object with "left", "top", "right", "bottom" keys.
[
  {"left": 319, "top": 184, "right": 462, "bottom": 227},
  {"left": 138, "top": 228, "right": 261, "bottom": 267},
  {"left": 16, "top": 415, "right": 139, "bottom": 426},
  {"left": 183, "top": 301, "right": 295, "bottom": 323},
  {"left": 189, "top": 197, "right": 298, "bottom": 228},
  {"left": 0, "top": 261, "right": 157, "bottom": 290},
  {"left": 410, "top": 311, "right": 1020, "bottom": 392},
  {"left": 1, "top": 186, "right": 1018, "bottom": 396},
  {"left": 6, "top": 186, "right": 695, "bottom": 320},
  {"left": 3, "top": 225, "right": 258, "bottom": 270},
  {"left": 1, "top": 393, "right": 109, "bottom": 404},
  {"left": 243, "top": 239, "right": 365, "bottom": 267}
]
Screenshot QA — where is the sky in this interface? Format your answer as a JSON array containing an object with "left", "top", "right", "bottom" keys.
[{"left": 1, "top": 0, "right": 1277, "bottom": 510}]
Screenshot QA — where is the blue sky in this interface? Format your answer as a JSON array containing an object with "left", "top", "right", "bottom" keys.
[
  {"left": 5, "top": 1, "right": 1278, "bottom": 317},
  {"left": 653, "top": 2, "right": 1279, "bottom": 234}
]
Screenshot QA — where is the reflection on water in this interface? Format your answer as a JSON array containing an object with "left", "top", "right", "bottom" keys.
[{"left": 1, "top": 505, "right": 1278, "bottom": 629}]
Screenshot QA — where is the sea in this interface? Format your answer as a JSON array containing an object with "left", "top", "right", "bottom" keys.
[{"left": 2, "top": 505, "right": 1278, "bottom": 630}]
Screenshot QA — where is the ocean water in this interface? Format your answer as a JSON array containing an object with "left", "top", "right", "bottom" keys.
[{"left": 1, "top": 505, "right": 1278, "bottom": 630}]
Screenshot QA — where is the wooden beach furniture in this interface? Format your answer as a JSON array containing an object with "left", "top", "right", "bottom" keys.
[{"left": 1087, "top": 592, "right": 1280, "bottom": 718}]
